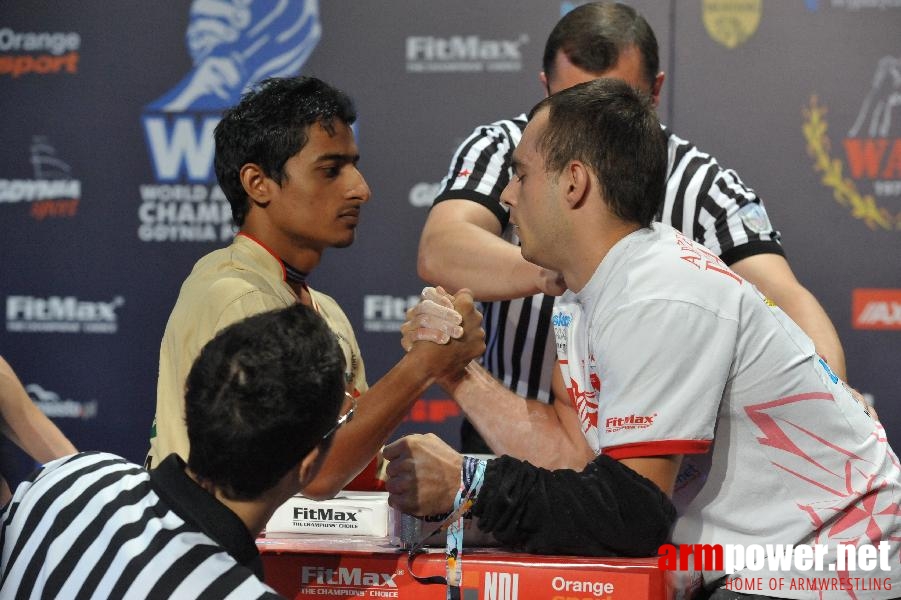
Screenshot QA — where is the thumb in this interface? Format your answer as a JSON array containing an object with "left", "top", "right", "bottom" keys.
[{"left": 381, "top": 437, "right": 409, "bottom": 462}]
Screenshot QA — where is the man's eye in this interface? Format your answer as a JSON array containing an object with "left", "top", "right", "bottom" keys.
[{"left": 324, "top": 166, "right": 340, "bottom": 177}]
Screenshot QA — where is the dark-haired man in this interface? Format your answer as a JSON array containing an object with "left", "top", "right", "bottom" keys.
[
  {"left": 418, "top": 1, "right": 846, "bottom": 454},
  {"left": 389, "top": 79, "right": 900, "bottom": 599},
  {"left": 2, "top": 304, "right": 345, "bottom": 598},
  {"left": 148, "top": 76, "right": 484, "bottom": 499}
]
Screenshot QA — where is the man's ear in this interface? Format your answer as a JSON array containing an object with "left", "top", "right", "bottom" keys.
[
  {"left": 563, "top": 161, "right": 590, "bottom": 209},
  {"left": 539, "top": 71, "right": 551, "bottom": 97},
  {"left": 650, "top": 71, "right": 665, "bottom": 108},
  {"left": 240, "top": 163, "right": 272, "bottom": 208}
]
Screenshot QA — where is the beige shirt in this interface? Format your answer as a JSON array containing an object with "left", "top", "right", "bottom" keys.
[{"left": 147, "top": 233, "right": 367, "bottom": 468}]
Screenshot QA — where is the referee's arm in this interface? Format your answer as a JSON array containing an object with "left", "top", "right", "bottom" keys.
[
  {"left": 418, "top": 200, "right": 564, "bottom": 302},
  {"left": 730, "top": 252, "right": 846, "bottom": 380}
]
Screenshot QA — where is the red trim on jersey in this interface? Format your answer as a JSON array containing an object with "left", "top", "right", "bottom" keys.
[
  {"left": 603, "top": 439, "right": 711, "bottom": 460},
  {"left": 237, "top": 232, "right": 287, "bottom": 282}
]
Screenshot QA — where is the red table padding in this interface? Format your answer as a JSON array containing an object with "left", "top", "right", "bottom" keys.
[{"left": 258, "top": 534, "right": 682, "bottom": 600}]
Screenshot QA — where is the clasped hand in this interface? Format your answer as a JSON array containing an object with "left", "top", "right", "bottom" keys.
[
  {"left": 399, "top": 286, "right": 485, "bottom": 383},
  {"left": 400, "top": 286, "right": 465, "bottom": 350}
]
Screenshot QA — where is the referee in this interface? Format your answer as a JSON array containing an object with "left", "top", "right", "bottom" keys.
[
  {"left": 0, "top": 304, "right": 345, "bottom": 598},
  {"left": 418, "top": 2, "right": 846, "bottom": 454}
]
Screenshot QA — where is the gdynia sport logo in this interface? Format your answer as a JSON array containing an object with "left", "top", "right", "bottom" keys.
[
  {"left": 138, "top": 0, "right": 321, "bottom": 243},
  {"left": 658, "top": 542, "right": 894, "bottom": 594}
]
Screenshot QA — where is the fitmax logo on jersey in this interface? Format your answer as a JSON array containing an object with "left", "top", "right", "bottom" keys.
[
  {"left": 364, "top": 295, "right": 421, "bottom": 332},
  {"left": 803, "top": 56, "right": 901, "bottom": 230},
  {"left": 605, "top": 413, "right": 657, "bottom": 433},
  {"left": 139, "top": 0, "right": 321, "bottom": 243},
  {"left": 0, "top": 136, "right": 82, "bottom": 220},
  {"left": 6, "top": 295, "right": 124, "bottom": 334},
  {"left": 0, "top": 28, "right": 80, "bottom": 77},
  {"left": 26, "top": 383, "right": 98, "bottom": 420},
  {"left": 406, "top": 34, "right": 529, "bottom": 73}
]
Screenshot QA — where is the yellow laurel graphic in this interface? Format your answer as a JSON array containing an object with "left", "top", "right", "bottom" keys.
[{"left": 802, "top": 95, "right": 899, "bottom": 231}]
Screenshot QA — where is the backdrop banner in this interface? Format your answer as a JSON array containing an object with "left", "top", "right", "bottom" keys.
[{"left": 1, "top": 1, "right": 898, "bottom": 485}]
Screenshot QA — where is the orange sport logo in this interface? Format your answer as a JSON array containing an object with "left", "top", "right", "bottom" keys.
[
  {"left": 852, "top": 288, "right": 901, "bottom": 330},
  {"left": 0, "top": 28, "right": 80, "bottom": 77}
]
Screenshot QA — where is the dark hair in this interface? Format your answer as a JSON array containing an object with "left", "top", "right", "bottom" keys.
[
  {"left": 530, "top": 78, "right": 667, "bottom": 228},
  {"left": 542, "top": 2, "right": 659, "bottom": 90},
  {"left": 213, "top": 76, "right": 357, "bottom": 226},
  {"left": 185, "top": 304, "right": 345, "bottom": 500}
]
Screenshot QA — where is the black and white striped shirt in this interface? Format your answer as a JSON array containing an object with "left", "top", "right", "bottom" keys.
[
  {"left": 434, "top": 115, "right": 783, "bottom": 450},
  {"left": 1, "top": 452, "right": 281, "bottom": 599}
]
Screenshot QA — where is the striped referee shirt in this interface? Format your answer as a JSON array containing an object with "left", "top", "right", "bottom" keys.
[
  {"left": 433, "top": 114, "right": 783, "bottom": 412},
  {"left": 1, "top": 452, "right": 281, "bottom": 599}
]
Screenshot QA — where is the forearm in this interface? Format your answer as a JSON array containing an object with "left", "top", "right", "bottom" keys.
[
  {"left": 307, "top": 288, "right": 486, "bottom": 500},
  {"left": 302, "top": 351, "right": 435, "bottom": 499},
  {"left": 0, "top": 404, "right": 77, "bottom": 462},
  {"left": 729, "top": 254, "right": 846, "bottom": 379},
  {"left": 0, "top": 360, "right": 76, "bottom": 462},
  {"left": 418, "top": 219, "right": 544, "bottom": 302},
  {"left": 774, "top": 288, "right": 846, "bottom": 379},
  {"left": 445, "top": 362, "right": 593, "bottom": 470},
  {"left": 471, "top": 454, "right": 676, "bottom": 557}
]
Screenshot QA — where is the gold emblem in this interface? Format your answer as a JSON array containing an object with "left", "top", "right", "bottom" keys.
[
  {"left": 802, "top": 95, "right": 900, "bottom": 231},
  {"left": 702, "top": 0, "right": 762, "bottom": 49}
]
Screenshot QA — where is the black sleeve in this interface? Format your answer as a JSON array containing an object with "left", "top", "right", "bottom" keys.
[{"left": 470, "top": 454, "right": 676, "bottom": 557}]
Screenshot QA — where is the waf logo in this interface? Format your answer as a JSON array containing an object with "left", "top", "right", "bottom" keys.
[
  {"left": 138, "top": 0, "right": 320, "bottom": 242},
  {"left": 803, "top": 56, "right": 901, "bottom": 230},
  {"left": 852, "top": 288, "right": 901, "bottom": 330}
]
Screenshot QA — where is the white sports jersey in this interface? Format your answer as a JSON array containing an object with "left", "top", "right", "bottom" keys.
[
  {"left": 553, "top": 223, "right": 900, "bottom": 598},
  {"left": 434, "top": 116, "right": 784, "bottom": 452}
]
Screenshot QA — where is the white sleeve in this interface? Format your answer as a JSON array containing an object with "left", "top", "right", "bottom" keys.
[{"left": 594, "top": 298, "right": 737, "bottom": 460}]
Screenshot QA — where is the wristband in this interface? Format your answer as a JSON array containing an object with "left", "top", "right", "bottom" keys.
[{"left": 445, "top": 456, "right": 486, "bottom": 599}]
